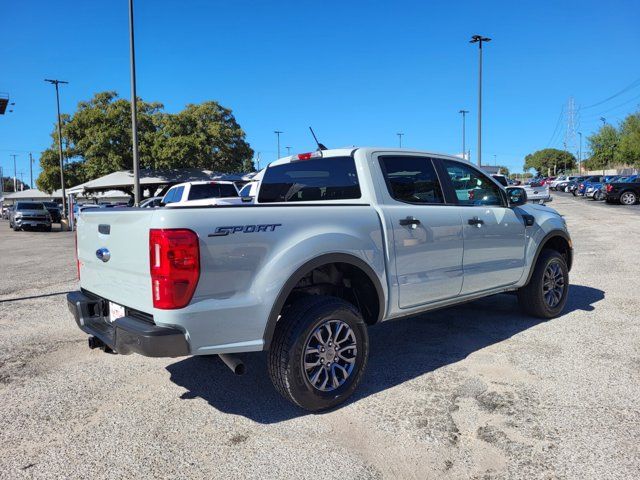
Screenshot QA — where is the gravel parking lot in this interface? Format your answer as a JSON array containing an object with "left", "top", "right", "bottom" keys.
[{"left": 0, "top": 195, "right": 638, "bottom": 480}]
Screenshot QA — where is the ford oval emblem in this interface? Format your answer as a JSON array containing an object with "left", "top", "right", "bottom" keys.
[{"left": 96, "top": 248, "right": 111, "bottom": 262}]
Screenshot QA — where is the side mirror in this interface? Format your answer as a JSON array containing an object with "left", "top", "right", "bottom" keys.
[
  {"left": 506, "top": 186, "right": 527, "bottom": 206},
  {"left": 241, "top": 196, "right": 254, "bottom": 203}
]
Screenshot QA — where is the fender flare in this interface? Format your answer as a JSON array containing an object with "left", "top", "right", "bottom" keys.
[
  {"left": 524, "top": 230, "right": 573, "bottom": 285},
  {"left": 262, "top": 253, "right": 385, "bottom": 350}
]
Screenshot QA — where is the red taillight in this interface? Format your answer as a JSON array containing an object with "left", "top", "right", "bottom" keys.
[
  {"left": 149, "top": 229, "right": 200, "bottom": 309},
  {"left": 606, "top": 184, "right": 613, "bottom": 192}
]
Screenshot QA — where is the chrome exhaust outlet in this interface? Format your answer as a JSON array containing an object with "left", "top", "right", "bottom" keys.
[{"left": 218, "top": 354, "right": 245, "bottom": 375}]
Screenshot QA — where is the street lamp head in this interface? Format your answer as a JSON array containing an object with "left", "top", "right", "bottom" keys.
[
  {"left": 470, "top": 35, "right": 491, "bottom": 44},
  {"left": 459, "top": 109, "right": 469, "bottom": 114}
]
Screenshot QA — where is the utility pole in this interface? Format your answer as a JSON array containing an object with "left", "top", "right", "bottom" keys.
[
  {"left": 578, "top": 132, "right": 583, "bottom": 174},
  {"left": 44, "top": 78, "right": 68, "bottom": 217},
  {"left": 10, "top": 154, "right": 18, "bottom": 192},
  {"left": 397, "top": 132, "right": 404, "bottom": 148},
  {"left": 274, "top": 130, "right": 283, "bottom": 158},
  {"left": 29, "top": 153, "right": 33, "bottom": 189},
  {"left": 459, "top": 110, "right": 469, "bottom": 159},
  {"left": 470, "top": 34, "right": 491, "bottom": 167},
  {"left": 128, "top": 0, "right": 141, "bottom": 206}
]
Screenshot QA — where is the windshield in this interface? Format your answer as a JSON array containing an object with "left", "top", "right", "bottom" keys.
[
  {"left": 42, "top": 202, "right": 59, "bottom": 208},
  {"left": 17, "top": 202, "right": 45, "bottom": 211}
]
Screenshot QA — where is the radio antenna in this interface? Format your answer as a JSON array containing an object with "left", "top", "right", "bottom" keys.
[{"left": 309, "top": 126, "right": 328, "bottom": 151}]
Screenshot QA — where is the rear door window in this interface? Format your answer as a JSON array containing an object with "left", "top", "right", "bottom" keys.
[
  {"left": 188, "top": 183, "right": 239, "bottom": 200},
  {"left": 379, "top": 156, "right": 444, "bottom": 204},
  {"left": 258, "top": 156, "right": 360, "bottom": 203}
]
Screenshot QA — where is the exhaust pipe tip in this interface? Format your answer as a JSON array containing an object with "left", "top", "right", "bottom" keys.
[
  {"left": 218, "top": 353, "right": 245, "bottom": 375},
  {"left": 88, "top": 336, "right": 105, "bottom": 350}
]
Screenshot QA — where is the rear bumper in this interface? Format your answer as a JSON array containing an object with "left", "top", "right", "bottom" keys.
[{"left": 66, "top": 290, "right": 190, "bottom": 357}]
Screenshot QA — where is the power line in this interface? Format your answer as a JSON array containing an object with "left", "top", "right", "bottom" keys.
[
  {"left": 580, "top": 76, "right": 640, "bottom": 110},
  {"left": 580, "top": 92, "right": 640, "bottom": 120},
  {"left": 545, "top": 105, "right": 565, "bottom": 148}
]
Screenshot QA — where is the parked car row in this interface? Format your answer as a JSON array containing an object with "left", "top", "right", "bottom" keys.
[{"left": 553, "top": 174, "right": 640, "bottom": 205}]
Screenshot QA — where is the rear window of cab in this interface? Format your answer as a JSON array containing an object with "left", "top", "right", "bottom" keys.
[{"left": 258, "top": 156, "right": 361, "bottom": 203}]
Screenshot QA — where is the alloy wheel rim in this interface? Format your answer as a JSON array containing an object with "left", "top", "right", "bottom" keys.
[
  {"left": 303, "top": 319, "right": 357, "bottom": 392},
  {"left": 621, "top": 192, "right": 635, "bottom": 205},
  {"left": 543, "top": 261, "right": 565, "bottom": 308}
]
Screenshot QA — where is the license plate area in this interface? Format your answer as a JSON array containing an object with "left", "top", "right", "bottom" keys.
[{"left": 109, "top": 302, "right": 126, "bottom": 322}]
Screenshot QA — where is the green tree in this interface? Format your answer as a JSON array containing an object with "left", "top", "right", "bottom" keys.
[
  {"left": 36, "top": 92, "right": 254, "bottom": 192},
  {"left": 585, "top": 125, "right": 620, "bottom": 170},
  {"left": 616, "top": 112, "right": 640, "bottom": 167},
  {"left": 523, "top": 148, "right": 577, "bottom": 175},
  {"left": 151, "top": 102, "right": 254, "bottom": 172}
]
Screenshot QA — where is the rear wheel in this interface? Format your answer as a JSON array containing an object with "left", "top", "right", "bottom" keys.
[
  {"left": 518, "top": 250, "right": 569, "bottom": 319},
  {"left": 268, "top": 295, "right": 369, "bottom": 411},
  {"left": 620, "top": 191, "right": 637, "bottom": 205}
]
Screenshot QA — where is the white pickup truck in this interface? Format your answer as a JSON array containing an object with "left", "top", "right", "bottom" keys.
[{"left": 67, "top": 148, "right": 573, "bottom": 410}]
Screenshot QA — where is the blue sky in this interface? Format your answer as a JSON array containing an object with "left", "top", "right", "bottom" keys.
[{"left": 1, "top": 0, "right": 639, "bottom": 183}]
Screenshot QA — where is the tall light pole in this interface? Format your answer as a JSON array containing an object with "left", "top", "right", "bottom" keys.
[
  {"left": 44, "top": 78, "right": 68, "bottom": 217},
  {"left": 578, "top": 132, "right": 583, "bottom": 174},
  {"left": 470, "top": 35, "right": 491, "bottom": 167},
  {"left": 29, "top": 152, "right": 33, "bottom": 188},
  {"left": 600, "top": 117, "right": 606, "bottom": 127},
  {"left": 459, "top": 110, "right": 469, "bottom": 159},
  {"left": 128, "top": 0, "right": 141, "bottom": 206},
  {"left": 274, "top": 130, "right": 283, "bottom": 158},
  {"left": 286, "top": 146, "right": 291, "bottom": 155},
  {"left": 10, "top": 154, "right": 18, "bottom": 192},
  {"left": 397, "top": 132, "right": 404, "bottom": 148}
]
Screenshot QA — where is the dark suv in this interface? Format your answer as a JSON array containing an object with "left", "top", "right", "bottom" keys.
[
  {"left": 605, "top": 176, "right": 640, "bottom": 205},
  {"left": 42, "top": 201, "right": 62, "bottom": 223}
]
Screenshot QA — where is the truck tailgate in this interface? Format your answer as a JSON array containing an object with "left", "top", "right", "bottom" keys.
[{"left": 77, "top": 209, "right": 153, "bottom": 313}]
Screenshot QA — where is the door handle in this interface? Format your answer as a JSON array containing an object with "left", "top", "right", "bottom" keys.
[
  {"left": 399, "top": 217, "right": 421, "bottom": 227},
  {"left": 468, "top": 217, "right": 484, "bottom": 226}
]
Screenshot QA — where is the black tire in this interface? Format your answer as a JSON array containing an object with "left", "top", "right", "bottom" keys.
[
  {"left": 12, "top": 223, "right": 20, "bottom": 231},
  {"left": 619, "top": 190, "right": 638, "bottom": 205},
  {"left": 571, "top": 189, "right": 577, "bottom": 196},
  {"left": 518, "top": 249, "right": 569, "bottom": 319},
  {"left": 268, "top": 295, "right": 369, "bottom": 411}
]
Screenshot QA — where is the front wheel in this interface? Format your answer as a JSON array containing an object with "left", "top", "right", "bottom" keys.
[
  {"left": 518, "top": 250, "right": 569, "bottom": 319},
  {"left": 268, "top": 295, "right": 369, "bottom": 411},
  {"left": 620, "top": 191, "right": 637, "bottom": 205}
]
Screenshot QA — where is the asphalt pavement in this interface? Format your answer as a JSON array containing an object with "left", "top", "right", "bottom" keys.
[{"left": 0, "top": 195, "right": 638, "bottom": 479}]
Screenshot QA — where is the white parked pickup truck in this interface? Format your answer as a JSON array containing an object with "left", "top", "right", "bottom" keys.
[
  {"left": 162, "top": 180, "right": 244, "bottom": 207},
  {"left": 67, "top": 148, "right": 573, "bottom": 410}
]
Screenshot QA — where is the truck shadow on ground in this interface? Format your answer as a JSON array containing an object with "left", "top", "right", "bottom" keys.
[{"left": 166, "top": 284, "right": 603, "bottom": 423}]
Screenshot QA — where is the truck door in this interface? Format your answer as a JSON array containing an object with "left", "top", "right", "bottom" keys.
[
  {"left": 438, "top": 159, "right": 526, "bottom": 294},
  {"left": 375, "top": 155, "right": 464, "bottom": 309}
]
